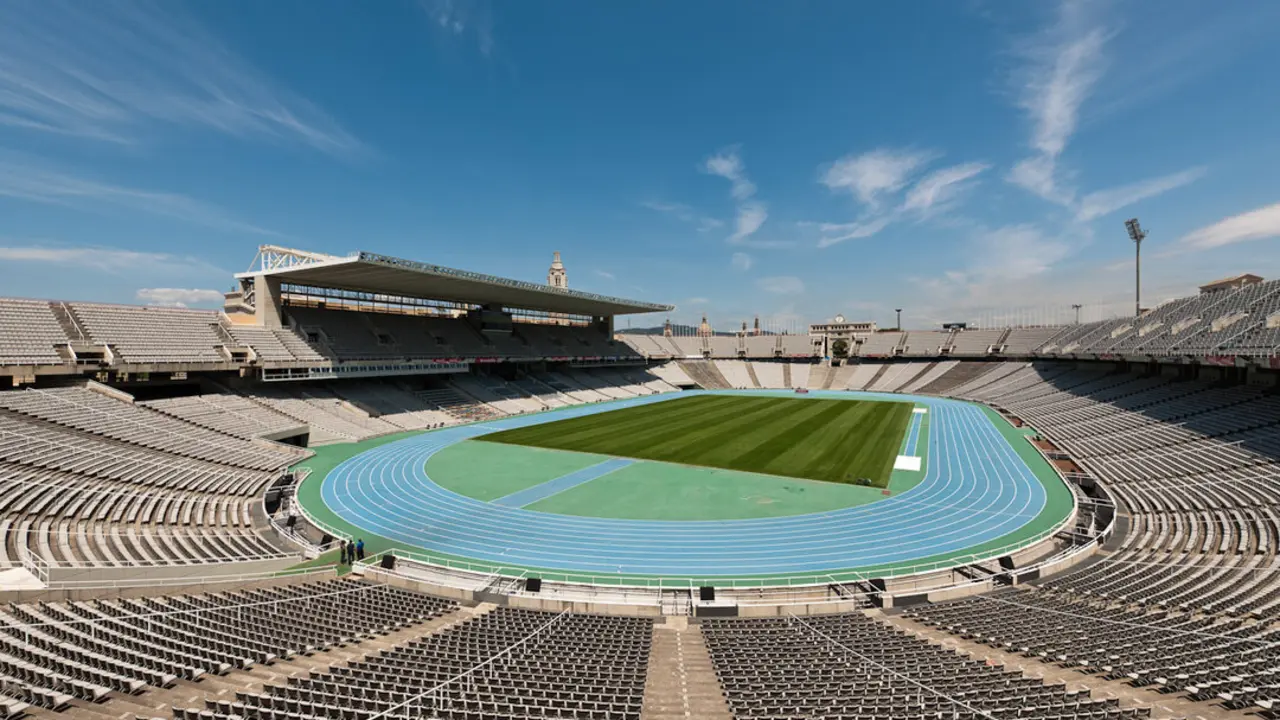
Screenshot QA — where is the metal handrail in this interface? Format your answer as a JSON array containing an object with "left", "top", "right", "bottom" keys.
[{"left": 292, "top": 487, "right": 352, "bottom": 545}]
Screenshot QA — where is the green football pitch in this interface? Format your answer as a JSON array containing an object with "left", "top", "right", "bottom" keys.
[{"left": 478, "top": 394, "right": 914, "bottom": 487}]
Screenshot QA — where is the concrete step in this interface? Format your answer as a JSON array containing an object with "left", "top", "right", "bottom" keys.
[{"left": 641, "top": 618, "right": 732, "bottom": 720}]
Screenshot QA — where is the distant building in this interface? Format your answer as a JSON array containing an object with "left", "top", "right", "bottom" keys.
[
  {"left": 547, "top": 251, "right": 567, "bottom": 290},
  {"left": 697, "top": 314, "right": 713, "bottom": 337},
  {"left": 809, "top": 314, "right": 877, "bottom": 354},
  {"left": 1200, "top": 274, "right": 1262, "bottom": 294}
]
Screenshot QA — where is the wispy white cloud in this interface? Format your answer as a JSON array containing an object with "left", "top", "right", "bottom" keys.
[
  {"left": 903, "top": 224, "right": 1090, "bottom": 324},
  {"left": 685, "top": 297, "right": 709, "bottom": 306},
  {"left": 813, "top": 155, "right": 988, "bottom": 247},
  {"left": 420, "top": 0, "right": 496, "bottom": 57},
  {"left": 136, "top": 287, "right": 224, "bottom": 308},
  {"left": 902, "top": 162, "right": 991, "bottom": 215},
  {"left": 1180, "top": 202, "right": 1280, "bottom": 250},
  {"left": 1076, "top": 167, "right": 1205, "bottom": 222},
  {"left": 1006, "top": 4, "right": 1109, "bottom": 205},
  {"left": 821, "top": 148, "right": 936, "bottom": 208},
  {"left": 704, "top": 146, "right": 771, "bottom": 246},
  {"left": 905, "top": 222, "right": 1280, "bottom": 328},
  {"left": 698, "top": 217, "right": 726, "bottom": 233},
  {"left": 640, "top": 200, "right": 691, "bottom": 217},
  {"left": 0, "top": 245, "right": 225, "bottom": 275},
  {"left": 703, "top": 147, "right": 757, "bottom": 201},
  {"left": 0, "top": 1, "right": 364, "bottom": 156},
  {"left": 730, "top": 202, "right": 768, "bottom": 245},
  {"left": 639, "top": 200, "right": 723, "bottom": 233},
  {"left": 1006, "top": 156, "right": 1064, "bottom": 205},
  {"left": 592, "top": 269, "right": 616, "bottom": 281},
  {"left": 0, "top": 155, "right": 281, "bottom": 236},
  {"left": 756, "top": 276, "right": 805, "bottom": 295},
  {"left": 970, "top": 225, "right": 1072, "bottom": 281},
  {"left": 1022, "top": 31, "right": 1107, "bottom": 159},
  {"left": 730, "top": 252, "right": 753, "bottom": 271},
  {"left": 816, "top": 218, "right": 892, "bottom": 249}
]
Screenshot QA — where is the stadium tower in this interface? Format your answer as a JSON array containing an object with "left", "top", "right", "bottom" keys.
[{"left": 548, "top": 251, "right": 567, "bottom": 289}]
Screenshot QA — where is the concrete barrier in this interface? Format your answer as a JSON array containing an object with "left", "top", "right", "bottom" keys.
[
  {"left": 44, "top": 556, "right": 300, "bottom": 586},
  {"left": 2, "top": 566, "right": 336, "bottom": 604}
]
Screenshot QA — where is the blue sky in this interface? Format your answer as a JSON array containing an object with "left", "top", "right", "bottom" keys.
[{"left": 1, "top": 0, "right": 1279, "bottom": 332}]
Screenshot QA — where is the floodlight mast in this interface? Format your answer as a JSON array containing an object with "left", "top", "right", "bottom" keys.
[
  {"left": 1072, "top": 304, "right": 1082, "bottom": 324},
  {"left": 1125, "top": 219, "right": 1146, "bottom": 318}
]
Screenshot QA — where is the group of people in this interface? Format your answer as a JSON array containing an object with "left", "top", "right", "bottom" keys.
[{"left": 339, "top": 538, "right": 364, "bottom": 564}]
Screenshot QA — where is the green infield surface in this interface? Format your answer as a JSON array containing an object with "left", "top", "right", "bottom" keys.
[
  {"left": 477, "top": 394, "right": 914, "bottom": 487},
  {"left": 425, "top": 441, "right": 896, "bottom": 520}
]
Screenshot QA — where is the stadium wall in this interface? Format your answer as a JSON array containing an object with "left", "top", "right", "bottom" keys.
[
  {"left": 37, "top": 555, "right": 301, "bottom": 587},
  {"left": 2, "top": 566, "right": 336, "bottom": 604}
]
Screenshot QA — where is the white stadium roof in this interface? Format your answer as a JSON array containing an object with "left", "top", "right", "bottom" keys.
[{"left": 237, "top": 246, "right": 673, "bottom": 317}]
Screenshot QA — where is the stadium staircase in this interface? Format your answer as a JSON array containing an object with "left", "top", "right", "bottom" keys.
[
  {"left": 50, "top": 301, "right": 111, "bottom": 363},
  {"left": 781, "top": 363, "right": 792, "bottom": 388},
  {"left": 806, "top": 364, "right": 830, "bottom": 389},
  {"left": 50, "top": 302, "right": 89, "bottom": 343},
  {"left": 677, "top": 361, "right": 731, "bottom": 390},
  {"left": 414, "top": 387, "right": 501, "bottom": 422},
  {"left": 880, "top": 361, "right": 933, "bottom": 392},
  {"left": 993, "top": 326, "right": 1013, "bottom": 351},
  {"left": 863, "top": 363, "right": 893, "bottom": 389},
  {"left": 640, "top": 617, "right": 733, "bottom": 720},
  {"left": 825, "top": 363, "right": 853, "bottom": 389},
  {"left": 900, "top": 360, "right": 951, "bottom": 393},
  {"left": 516, "top": 375, "right": 576, "bottom": 407},
  {"left": 819, "top": 366, "right": 835, "bottom": 389},
  {"left": 210, "top": 322, "right": 239, "bottom": 349},
  {"left": 743, "top": 362, "right": 762, "bottom": 388}
]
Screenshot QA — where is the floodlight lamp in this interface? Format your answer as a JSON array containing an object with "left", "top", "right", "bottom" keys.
[{"left": 1125, "top": 219, "right": 1145, "bottom": 242}]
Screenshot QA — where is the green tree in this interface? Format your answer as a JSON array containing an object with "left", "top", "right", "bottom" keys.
[{"left": 831, "top": 338, "right": 849, "bottom": 358}]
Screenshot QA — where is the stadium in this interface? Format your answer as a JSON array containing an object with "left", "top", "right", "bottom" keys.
[{"left": 0, "top": 242, "right": 1277, "bottom": 720}]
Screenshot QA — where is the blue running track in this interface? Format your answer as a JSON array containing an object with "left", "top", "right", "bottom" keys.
[{"left": 319, "top": 390, "right": 1062, "bottom": 578}]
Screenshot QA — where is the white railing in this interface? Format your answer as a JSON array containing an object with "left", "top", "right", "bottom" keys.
[
  {"left": 269, "top": 515, "right": 327, "bottom": 559},
  {"left": 293, "top": 486, "right": 352, "bottom": 545},
  {"left": 19, "top": 547, "right": 49, "bottom": 584}
]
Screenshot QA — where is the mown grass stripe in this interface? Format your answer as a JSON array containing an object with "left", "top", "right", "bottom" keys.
[{"left": 480, "top": 395, "right": 914, "bottom": 487}]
